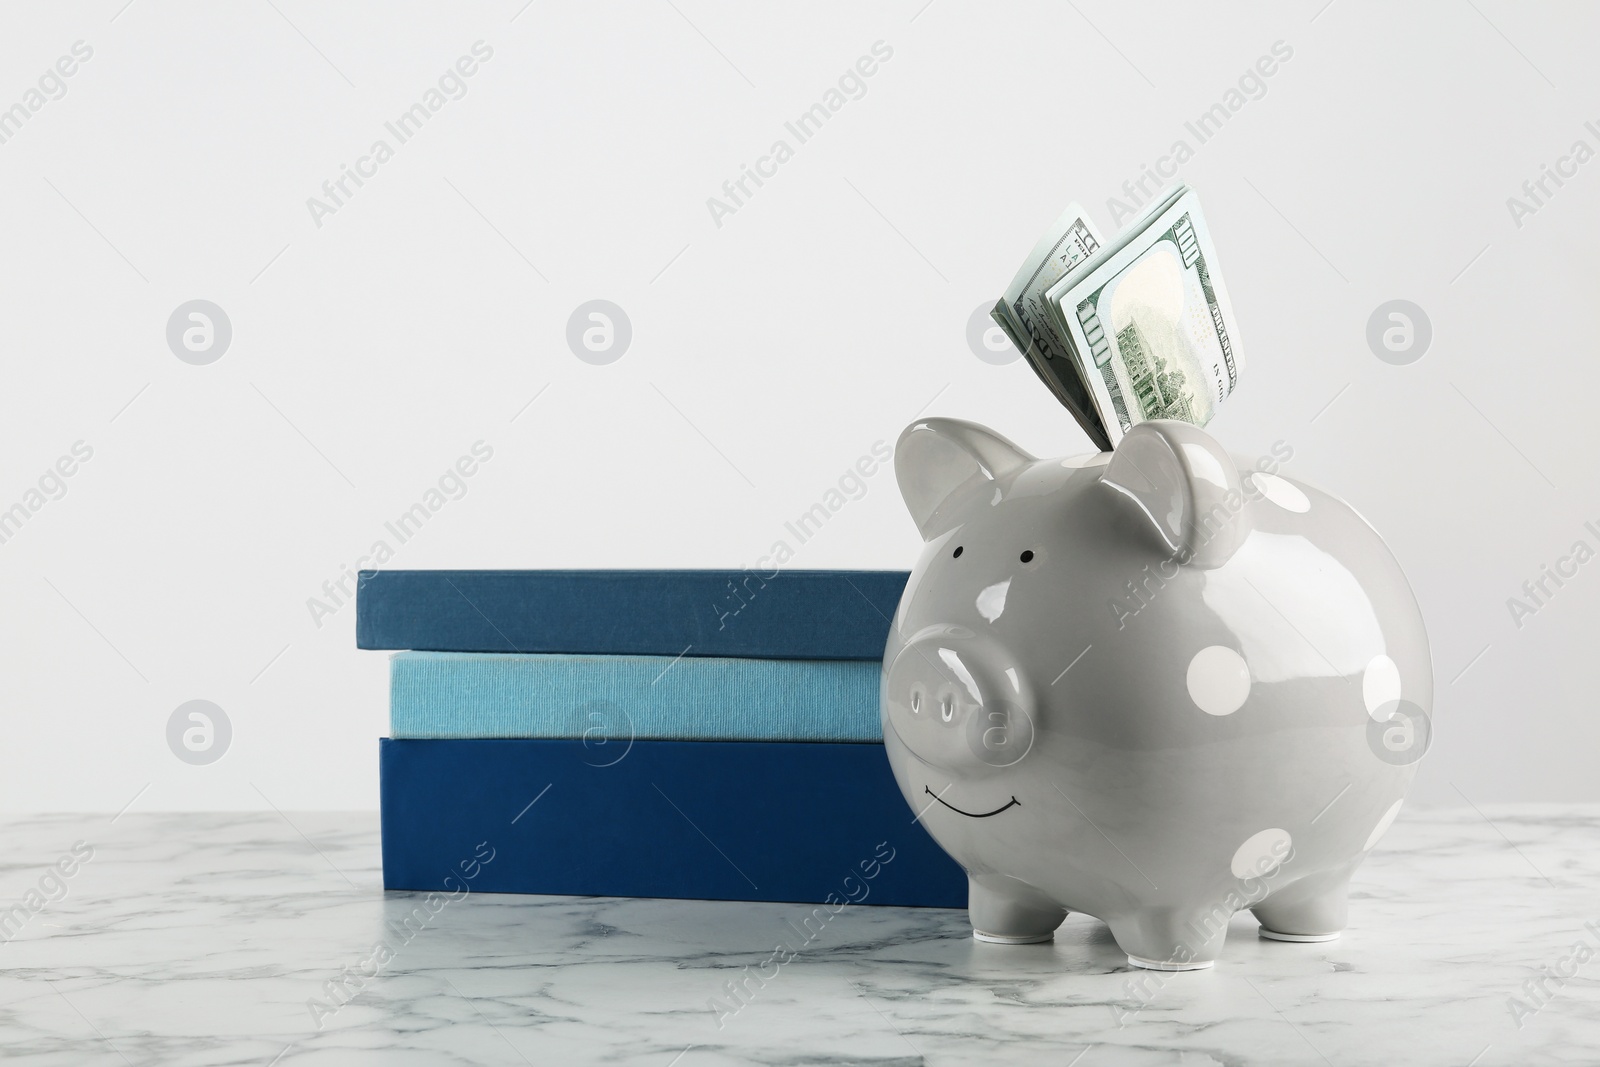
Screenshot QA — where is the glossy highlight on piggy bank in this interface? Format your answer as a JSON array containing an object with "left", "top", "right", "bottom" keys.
[{"left": 881, "top": 417, "right": 1432, "bottom": 969}]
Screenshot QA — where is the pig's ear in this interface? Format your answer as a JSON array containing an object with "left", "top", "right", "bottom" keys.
[
  {"left": 1101, "top": 420, "right": 1251, "bottom": 567},
  {"left": 894, "top": 418, "right": 1033, "bottom": 541}
]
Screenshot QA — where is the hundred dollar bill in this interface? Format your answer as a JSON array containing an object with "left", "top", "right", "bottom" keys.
[
  {"left": 1044, "top": 185, "right": 1242, "bottom": 446},
  {"left": 990, "top": 203, "right": 1111, "bottom": 451}
]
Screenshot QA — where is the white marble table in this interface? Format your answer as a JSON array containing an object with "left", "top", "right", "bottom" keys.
[{"left": 2, "top": 806, "right": 1595, "bottom": 1065}]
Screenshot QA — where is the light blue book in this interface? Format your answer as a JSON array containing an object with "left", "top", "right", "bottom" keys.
[{"left": 389, "top": 651, "right": 883, "bottom": 741}]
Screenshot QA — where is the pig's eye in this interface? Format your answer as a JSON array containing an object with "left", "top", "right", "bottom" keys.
[
  {"left": 1020, "top": 550, "right": 1035, "bottom": 563},
  {"left": 952, "top": 546, "right": 964, "bottom": 558}
]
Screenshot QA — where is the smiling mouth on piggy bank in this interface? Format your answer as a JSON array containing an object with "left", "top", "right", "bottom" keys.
[{"left": 925, "top": 786, "right": 1021, "bottom": 819}]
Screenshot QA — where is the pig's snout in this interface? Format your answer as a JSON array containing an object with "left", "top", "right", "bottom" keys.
[{"left": 886, "top": 629, "right": 1036, "bottom": 772}]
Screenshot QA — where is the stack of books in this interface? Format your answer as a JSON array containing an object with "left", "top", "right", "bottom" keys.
[{"left": 360, "top": 569, "right": 967, "bottom": 908}]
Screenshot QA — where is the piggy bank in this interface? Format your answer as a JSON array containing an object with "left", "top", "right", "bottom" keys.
[{"left": 882, "top": 417, "right": 1431, "bottom": 969}]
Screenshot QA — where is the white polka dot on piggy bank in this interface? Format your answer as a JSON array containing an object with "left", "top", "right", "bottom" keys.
[
  {"left": 881, "top": 418, "right": 1431, "bottom": 970},
  {"left": 1186, "top": 646, "right": 1252, "bottom": 716},
  {"left": 1363, "top": 654, "right": 1403, "bottom": 720},
  {"left": 1231, "top": 828, "right": 1293, "bottom": 879}
]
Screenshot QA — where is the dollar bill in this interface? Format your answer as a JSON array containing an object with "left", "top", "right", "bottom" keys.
[
  {"left": 990, "top": 203, "right": 1111, "bottom": 451},
  {"left": 1044, "top": 185, "right": 1242, "bottom": 446}
]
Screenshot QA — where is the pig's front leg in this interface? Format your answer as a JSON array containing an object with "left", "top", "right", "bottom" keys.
[{"left": 968, "top": 874, "right": 1067, "bottom": 944}]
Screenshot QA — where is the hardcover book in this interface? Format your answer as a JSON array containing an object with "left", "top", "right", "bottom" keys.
[
  {"left": 379, "top": 738, "right": 966, "bottom": 908},
  {"left": 389, "top": 651, "right": 882, "bottom": 741},
  {"left": 357, "top": 569, "right": 908, "bottom": 659}
]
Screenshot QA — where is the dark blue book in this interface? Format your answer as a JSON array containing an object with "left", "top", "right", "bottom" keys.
[
  {"left": 356, "top": 569, "right": 908, "bottom": 659},
  {"left": 379, "top": 738, "right": 967, "bottom": 908}
]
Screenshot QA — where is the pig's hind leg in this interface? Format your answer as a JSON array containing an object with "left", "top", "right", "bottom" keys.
[{"left": 1251, "top": 861, "right": 1356, "bottom": 943}]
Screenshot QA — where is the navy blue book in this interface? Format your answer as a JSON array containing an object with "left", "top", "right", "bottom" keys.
[
  {"left": 356, "top": 569, "right": 908, "bottom": 659},
  {"left": 379, "top": 738, "right": 967, "bottom": 908}
]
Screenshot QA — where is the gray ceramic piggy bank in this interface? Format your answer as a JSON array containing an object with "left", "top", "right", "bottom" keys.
[{"left": 882, "top": 417, "right": 1431, "bottom": 969}]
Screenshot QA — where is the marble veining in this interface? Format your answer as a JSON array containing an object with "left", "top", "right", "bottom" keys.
[{"left": 0, "top": 806, "right": 1596, "bottom": 1065}]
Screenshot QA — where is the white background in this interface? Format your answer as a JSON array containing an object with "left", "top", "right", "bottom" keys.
[{"left": 1, "top": 1, "right": 1594, "bottom": 810}]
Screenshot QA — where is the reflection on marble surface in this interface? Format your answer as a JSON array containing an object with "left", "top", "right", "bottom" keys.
[{"left": 1, "top": 806, "right": 1596, "bottom": 1065}]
